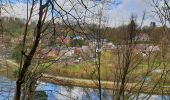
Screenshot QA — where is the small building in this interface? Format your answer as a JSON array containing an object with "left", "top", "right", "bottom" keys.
[
  {"left": 74, "top": 46, "right": 93, "bottom": 59},
  {"left": 88, "top": 38, "right": 107, "bottom": 48},
  {"left": 56, "top": 35, "right": 72, "bottom": 45},
  {"left": 64, "top": 48, "right": 75, "bottom": 57},
  {"left": 103, "top": 42, "right": 116, "bottom": 50},
  {"left": 146, "top": 45, "right": 160, "bottom": 52},
  {"left": 134, "top": 33, "right": 150, "bottom": 42},
  {"left": 47, "top": 49, "right": 58, "bottom": 57},
  {"left": 73, "top": 36, "right": 84, "bottom": 40},
  {"left": 135, "top": 44, "right": 160, "bottom": 57},
  {"left": 136, "top": 44, "right": 150, "bottom": 52}
]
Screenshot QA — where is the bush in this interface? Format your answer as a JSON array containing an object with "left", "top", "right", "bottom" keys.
[{"left": 33, "top": 91, "right": 48, "bottom": 100}]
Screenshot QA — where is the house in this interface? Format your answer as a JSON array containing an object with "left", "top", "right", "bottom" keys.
[
  {"left": 56, "top": 35, "right": 72, "bottom": 45},
  {"left": 64, "top": 49, "right": 75, "bottom": 57},
  {"left": 134, "top": 33, "right": 150, "bottom": 42},
  {"left": 72, "top": 36, "right": 84, "bottom": 40},
  {"left": 136, "top": 44, "right": 150, "bottom": 52},
  {"left": 47, "top": 49, "right": 58, "bottom": 57},
  {"left": 135, "top": 44, "right": 160, "bottom": 57},
  {"left": 37, "top": 48, "right": 59, "bottom": 58},
  {"left": 136, "top": 44, "right": 160, "bottom": 52},
  {"left": 145, "top": 45, "right": 160, "bottom": 52},
  {"left": 103, "top": 42, "right": 116, "bottom": 50},
  {"left": 74, "top": 46, "right": 93, "bottom": 59},
  {"left": 88, "top": 38, "right": 107, "bottom": 48}
]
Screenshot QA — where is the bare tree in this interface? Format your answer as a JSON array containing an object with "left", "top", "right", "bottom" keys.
[
  {"left": 14, "top": 0, "right": 50, "bottom": 99},
  {"left": 13, "top": 0, "right": 93, "bottom": 99}
]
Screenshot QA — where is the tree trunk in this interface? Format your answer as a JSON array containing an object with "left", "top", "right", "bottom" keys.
[
  {"left": 14, "top": 1, "right": 46, "bottom": 99},
  {"left": 15, "top": 81, "right": 22, "bottom": 100}
]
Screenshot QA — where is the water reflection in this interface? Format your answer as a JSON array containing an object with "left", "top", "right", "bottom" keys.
[
  {"left": 130, "top": 94, "right": 170, "bottom": 100},
  {"left": 37, "top": 82, "right": 112, "bottom": 100},
  {"left": 0, "top": 76, "right": 15, "bottom": 100}
]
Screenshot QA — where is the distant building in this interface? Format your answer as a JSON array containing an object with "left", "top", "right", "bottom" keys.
[
  {"left": 135, "top": 44, "right": 160, "bottom": 52},
  {"left": 136, "top": 44, "right": 150, "bottom": 52},
  {"left": 145, "top": 45, "right": 160, "bottom": 52},
  {"left": 47, "top": 49, "right": 58, "bottom": 57},
  {"left": 74, "top": 46, "right": 93, "bottom": 59},
  {"left": 64, "top": 49, "right": 75, "bottom": 57},
  {"left": 103, "top": 42, "right": 116, "bottom": 50},
  {"left": 88, "top": 38, "right": 107, "bottom": 48},
  {"left": 56, "top": 35, "right": 72, "bottom": 44},
  {"left": 72, "top": 36, "right": 84, "bottom": 40},
  {"left": 134, "top": 33, "right": 150, "bottom": 42}
]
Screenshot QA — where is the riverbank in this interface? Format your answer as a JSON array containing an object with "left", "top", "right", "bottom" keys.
[
  {"left": 1, "top": 59, "right": 170, "bottom": 95},
  {"left": 41, "top": 74, "right": 170, "bottom": 95}
]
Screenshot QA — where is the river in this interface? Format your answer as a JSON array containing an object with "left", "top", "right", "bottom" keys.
[{"left": 0, "top": 76, "right": 170, "bottom": 100}]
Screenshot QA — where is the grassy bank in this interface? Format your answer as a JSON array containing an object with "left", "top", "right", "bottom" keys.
[
  {"left": 0, "top": 59, "right": 18, "bottom": 80},
  {"left": 1, "top": 51, "right": 170, "bottom": 85}
]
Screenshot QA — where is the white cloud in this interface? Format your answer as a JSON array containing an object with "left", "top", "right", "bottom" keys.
[
  {"left": 2, "top": 3, "right": 39, "bottom": 20},
  {"left": 1, "top": 0, "right": 162, "bottom": 27},
  {"left": 109, "top": 0, "right": 155, "bottom": 27}
]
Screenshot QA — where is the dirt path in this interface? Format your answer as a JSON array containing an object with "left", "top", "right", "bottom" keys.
[{"left": 41, "top": 74, "right": 170, "bottom": 95}]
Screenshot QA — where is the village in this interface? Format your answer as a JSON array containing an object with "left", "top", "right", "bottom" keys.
[
  {"left": 0, "top": 31, "right": 162, "bottom": 68},
  {"left": 42, "top": 32, "right": 161, "bottom": 64}
]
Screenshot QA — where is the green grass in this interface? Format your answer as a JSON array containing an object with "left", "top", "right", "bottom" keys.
[
  {"left": 0, "top": 59, "right": 18, "bottom": 79},
  {"left": 1, "top": 50, "right": 170, "bottom": 85}
]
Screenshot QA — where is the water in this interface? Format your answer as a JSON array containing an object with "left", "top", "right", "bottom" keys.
[
  {"left": 0, "top": 76, "right": 169, "bottom": 100},
  {"left": 0, "top": 76, "right": 112, "bottom": 100},
  {"left": 36, "top": 82, "right": 112, "bottom": 100}
]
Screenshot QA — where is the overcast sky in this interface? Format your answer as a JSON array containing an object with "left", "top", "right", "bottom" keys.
[
  {"left": 109, "top": 0, "right": 156, "bottom": 27},
  {"left": 1, "top": 0, "right": 160, "bottom": 27}
]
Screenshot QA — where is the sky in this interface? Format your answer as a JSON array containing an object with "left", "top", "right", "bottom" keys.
[
  {"left": 1, "top": 0, "right": 160, "bottom": 27},
  {"left": 109, "top": 0, "right": 156, "bottom": 27}
]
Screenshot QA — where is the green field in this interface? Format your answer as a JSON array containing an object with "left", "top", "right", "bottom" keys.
[{"left": 1, "top": 50, "right": 170, "bottom": 85}]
